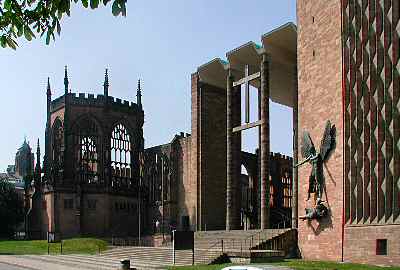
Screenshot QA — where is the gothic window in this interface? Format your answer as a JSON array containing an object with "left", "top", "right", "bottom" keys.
[
  {"left": 111, "top": 124, "right": 132, "bottom": 188},
  {"left": 52, "top": 119, "right": 64, "bottom": 168},
  {"left": 64, "top": 198, "right": 73, "bottom": 209},
  {"left": 87, "top": 199, "right": 97, "bottom": 210},
  {"left": 51, "top": 119, "right": 64, "bottom": 183},
  {"left": 74, "top": 117, "right": 100, "bottom": 184},
  {"left": 270, "top": 180, "right": 275, "bottom": 208},
  {"left": 282, "top": 172, "right": 292, "bottom": 208}
]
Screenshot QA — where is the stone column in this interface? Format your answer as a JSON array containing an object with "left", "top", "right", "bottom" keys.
[
  {"left": 292, "top": 66, "right": 299, "bottom": 229},
  {"left": 234, "top": 84, "right": 242, "bottom": 230},
  {"left": 260, "top": 53, "right": 270, "bottom": 230},
  {"left": 226, "top": 69, "right": 235, "bottom": 230}
]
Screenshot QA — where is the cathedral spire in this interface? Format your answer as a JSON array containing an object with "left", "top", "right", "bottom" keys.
[
  {"left": 137, "top": 79, "right": 142, "bottom": 108},
  {"left": 103, "top": 68, "right": 109, "bottom": 97},
  {"left": 46, "top": 78, "right": 51, "bottom": 125},
  {"left": 64, "top": 65, "right": 69, "bottom": 95},
  {"left": 47, "top": 77, "right": 51, "bottom": 96},
  {"left": 35, "top": 138, "right": 41, "bottom": 172}
]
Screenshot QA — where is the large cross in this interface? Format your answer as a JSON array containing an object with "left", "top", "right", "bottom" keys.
[
  {"left": 232, "top": 65, "right": 262, "bottom": 133},
  {"left": 245, "top": 64, "right": 250, "bottom": 124}
]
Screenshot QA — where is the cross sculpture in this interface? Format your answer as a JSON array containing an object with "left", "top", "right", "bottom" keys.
[{"left": 294, "top": 120, "right": 336, "bottom": 221}]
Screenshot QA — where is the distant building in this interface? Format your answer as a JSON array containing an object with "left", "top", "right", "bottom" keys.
[
  {"left": 14, "top": 139, "right": 34, "bottom": 179},
  {"left": 7, "top": 165, "right": 16, "bottom": 176}
]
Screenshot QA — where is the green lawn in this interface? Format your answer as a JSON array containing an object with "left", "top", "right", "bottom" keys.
[
  {"left": 0, "top": 238, "right": 108, "bottom": 255},
  {"left": 168, "top": 259, "right": 400, "bottom": 270}
]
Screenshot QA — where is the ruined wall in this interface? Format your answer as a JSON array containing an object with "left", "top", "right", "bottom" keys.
[
  {"left": 191, "top": 75, "right": 228, "bottom": 231},
  {"left": 173, "top": 135, "right": 196, "bottom": 230},
  {"left": 56, "top": 192, "right": 80, "bottom": 238},
  {"left": 191, "top": 73, "right": 201, "bottom": 230},
  {"left": 108, "top": 195, "right": 140, "bottom": 236},
  {"left": 297, "top": 0, "right": 344, "bottom": 261}
]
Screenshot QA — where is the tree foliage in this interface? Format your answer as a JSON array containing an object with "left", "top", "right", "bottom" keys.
[
  {"left": 0, "top": 0, "right": 126, "bottom": 49},
  {"left": 0, "top": 179, "right": 24, "bottom": 238}
]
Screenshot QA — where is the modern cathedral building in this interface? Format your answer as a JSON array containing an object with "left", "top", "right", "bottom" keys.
[
  {"left": 23, "top": 0, "right": 399, "bottom": 266},
  {"left": 297, "top": 0, "right": 399, "bottom": 265}
]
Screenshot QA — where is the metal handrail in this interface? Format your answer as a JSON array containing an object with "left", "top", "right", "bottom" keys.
[{"left": 193, "top": 238, "right": 224, "bottom": 265}]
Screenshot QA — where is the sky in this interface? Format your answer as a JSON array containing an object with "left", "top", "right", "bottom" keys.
[{"left": 0, "top": 0, "right": 296, "bottom": 172}]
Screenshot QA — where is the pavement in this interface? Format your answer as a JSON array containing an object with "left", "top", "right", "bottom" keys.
[
  {"left": 0, "top": 262, "right": 34, "bottom": 270},
  {"left": 0, "top": 255, "right": 293, "bottom": 270},
  {"left": 0, "top": 255, "right": 123, "bottom": 270}
]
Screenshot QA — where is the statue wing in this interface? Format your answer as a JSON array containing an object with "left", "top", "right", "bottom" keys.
[
  {"left": 301, "top": 131, "right": 316, "bottom": 159},
  {"left": 319, "top": 120, "right": 336, "bottom": 161}
]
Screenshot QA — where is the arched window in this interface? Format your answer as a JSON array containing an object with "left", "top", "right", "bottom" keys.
[
  {"left": 282, "top": 171, "right": 292, "bottom": 208},
  {"left": 74, "top": 117, "right": 100, "bottom": 184},
  {"left": 52, "top": 119, "right": 64, "bottom": 168},
  {"left": 111, "top": 124, "right": 132, "bottom": 188}
]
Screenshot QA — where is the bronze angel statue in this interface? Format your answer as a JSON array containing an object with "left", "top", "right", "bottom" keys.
[{"left": 294, "top": 120, "right": 336, "bottom": 201}]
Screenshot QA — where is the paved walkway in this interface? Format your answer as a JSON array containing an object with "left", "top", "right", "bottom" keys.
[
  {"left": 0, "top": 262, "right": 33, "bottom": 270},
  {"left": 0, "top": 255, "right": 293, "bottom": 270},
  {"left": 0, "top": 255, "right": 124, "bottom": 270}
]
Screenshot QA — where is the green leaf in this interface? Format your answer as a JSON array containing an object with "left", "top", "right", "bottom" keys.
[
  {"left": 46, "top": 31, "right": 51, "bottom": 45},
  {"left": 112, "top": 0, "right": 121, "bottom": 16},
  {"left": 17, "top": 26, "right": 24, "bottom": 37},
  {"left": 120, "top": 2, "right": 126, "bottom": 16},
  {"left": 103, "top": 0, "right": 112, "bottom": 5},
  {"left": 24, "top": 25, "right": 33, "bottom": 41},
  {"left": 82, "top": 0, "right": 89, "bottom": 8},
  {"left": 56, "top": 19, "right": 61, "bottom": 35},
  {"left": 90, "top": 0, "right": 100, "bottom": 9},
  {"left": 57, "top": 10, "right": 62, "bottom": 19},
  {"left": 4, "top": 0, "right": 12, "bottom": 10},
  {"left": 0, "top": 36, "right": 7, "bottom": 48},
  {"left": 6, "top": 37, "right": 17, "bottom": 50}
]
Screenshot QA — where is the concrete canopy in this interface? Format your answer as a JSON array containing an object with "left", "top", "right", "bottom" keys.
[
  {"left": 197, "top": 22, "right": 297, "bottom": 108},
  {"left": 197, "top": 58, "right": 228, "bottom": 90}
]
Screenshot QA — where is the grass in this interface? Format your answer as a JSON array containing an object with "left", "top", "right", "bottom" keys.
[
  {"left": 168, "top": 264, "right": 233, "bottom": 270},
  {"left": 269, "top": 259, "right": 400, "bottom": 270},
  {"left": 168, "top": 259, "right": 400, "bottom": 270},
  {"left": 0, "top": 238, "right": 108, "bottom": 255}
]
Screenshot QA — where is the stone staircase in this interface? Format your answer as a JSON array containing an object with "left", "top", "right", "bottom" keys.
[
  {"left": 96, "top": 229, "right": 296, "bottom": 268},
  {"left": 195, "top": 228, "right": 292, "bottom": 252},
  {"left": 99, "top": 246, "right": 223, "bottom": 268}
]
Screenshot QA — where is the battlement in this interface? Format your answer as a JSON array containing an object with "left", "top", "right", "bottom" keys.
[
  {"left": 176, "top": 132, "right": 191, "bottom": 138},
  {"left": 270, "top": 152, "right": 293, "bottom": 162},
  {"left": 254, "top": 149, "right": 293, "bottom": 161},
  {"left": 51, "top": 93, "right": 142, "bottom": 114}
]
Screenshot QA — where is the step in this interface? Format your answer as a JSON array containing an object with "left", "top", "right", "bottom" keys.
[{"left": 23, "top": 255, "right": 118, "bottom": 270}]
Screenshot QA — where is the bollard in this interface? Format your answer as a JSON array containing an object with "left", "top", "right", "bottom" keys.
[{"left": 120, "top": 259, "right": 130, "bottom": 270}]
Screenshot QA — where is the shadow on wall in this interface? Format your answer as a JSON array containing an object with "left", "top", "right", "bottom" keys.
[
  {"left": 172, "top": 140, "right": 192, "bottom": 231},
  {"left": 306, "top": 209, "right": 333, "bottom": 236}
]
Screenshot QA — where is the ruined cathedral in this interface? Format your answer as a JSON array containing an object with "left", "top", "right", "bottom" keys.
[
  {"left": 27, "top": 67, "right": 145, "bottom": 238},
  {"left": 27, "top": 61, "right": 294, "bottom": 239}
]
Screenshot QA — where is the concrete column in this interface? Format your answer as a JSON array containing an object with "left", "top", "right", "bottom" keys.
[
  {"left": 260, "top": 53, "right": 270, "bottom": 229},
  {"left": 292, "top": 66, "right": 299, "bottom": 229},
  {"left": 226, "top": 69, "right": 234, "bottom": 230}
]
